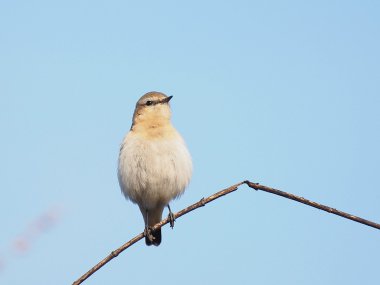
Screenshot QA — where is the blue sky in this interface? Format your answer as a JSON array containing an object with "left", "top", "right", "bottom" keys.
[{"left": 1, "top": 1, "right": 379, "bottom": 284}]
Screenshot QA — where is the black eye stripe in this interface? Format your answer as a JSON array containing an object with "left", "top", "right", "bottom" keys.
[{"left": 143, "top": 98, "right": 168, "bottom": 106}]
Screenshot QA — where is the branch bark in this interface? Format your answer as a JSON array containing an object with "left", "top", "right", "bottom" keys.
[
  {"left": 244, "top": 181, "right": 380, "bottom": 230},
  {"left": 73, "top": 180, "right": 380, "bottom": 285}
]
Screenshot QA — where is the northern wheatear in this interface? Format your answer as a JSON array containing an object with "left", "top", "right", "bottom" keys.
[{"left": 118, "top": 92, "right": 192, "bottom": 246}]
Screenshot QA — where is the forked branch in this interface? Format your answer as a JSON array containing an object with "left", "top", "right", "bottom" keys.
[{"left": 73, "top": 180, "right": 380, "bottom": 285}]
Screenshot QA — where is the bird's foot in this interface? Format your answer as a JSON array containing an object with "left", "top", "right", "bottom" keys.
[
  {"left": 167, "top": 205, "right": 175, "bottom": 229},
  {"left": 144, "top": 226, "right": 154, "bottom": 243}
]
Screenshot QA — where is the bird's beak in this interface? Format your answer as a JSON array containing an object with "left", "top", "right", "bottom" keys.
[{"left": 160, "top": 96, "right": 173, "bottom": 104}]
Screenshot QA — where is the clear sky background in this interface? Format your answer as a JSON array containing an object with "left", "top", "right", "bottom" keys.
[{"left": 1, "top": 1, "right": 379, "bottom": 284}]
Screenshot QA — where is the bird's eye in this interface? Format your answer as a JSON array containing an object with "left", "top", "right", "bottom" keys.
[{"left": 146, "top": 100, "right": 153, "bottom": 106}]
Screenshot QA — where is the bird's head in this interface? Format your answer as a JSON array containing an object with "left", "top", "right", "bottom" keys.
[{"left": 131, "top": 91, "right": 173, "bottom": 130}]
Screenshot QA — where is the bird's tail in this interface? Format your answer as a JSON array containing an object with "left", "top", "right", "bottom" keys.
[
  {"left": 142, "top": 206, "right": 163, "bottom": 246},
  {"left": 145, "top": 228, "right": 161, "bottom": 246}
]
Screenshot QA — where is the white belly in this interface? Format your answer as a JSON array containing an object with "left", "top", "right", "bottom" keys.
[{"left": 118, "top": 131, "right": 192, "bottom": 210}]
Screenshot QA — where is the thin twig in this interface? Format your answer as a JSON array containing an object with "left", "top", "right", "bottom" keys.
[
  {"left": 72, "top": 181, "right": 244, "bottom": 285},
  {"left": 73, "top": 180, "right": 379, "bottom": 285},
  {"left": 244, "top": 181, "right": 380, "bottom": 230}
]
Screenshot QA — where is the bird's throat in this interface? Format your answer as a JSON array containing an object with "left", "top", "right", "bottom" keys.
[{"left": 132, "top": 118, "right": 175, "bottom": 139}]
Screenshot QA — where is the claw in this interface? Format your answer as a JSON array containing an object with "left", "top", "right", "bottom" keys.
[
  {"left": 168, "top": 212, "right": 175, "bottom": 228},
  {"left": 144, "top": 226, "right": 154, "bottom": 243},
  {"left": 167, "top": 205, "right": 176, "bottom": 229}
]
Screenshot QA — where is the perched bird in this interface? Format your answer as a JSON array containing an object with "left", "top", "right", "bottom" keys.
[{"left": 118, "top": 92, "right": 192, "bottom": 246}]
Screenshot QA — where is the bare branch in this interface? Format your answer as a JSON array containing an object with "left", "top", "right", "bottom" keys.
[
  {"left": 244, "top": 181, "right": 380, "bottom": 230},
  {"left": 72, "top": 181, "right": 244, "bottom": 285},
  {"left": 73, "top": 180, "right": 379, "bottom": 285}
]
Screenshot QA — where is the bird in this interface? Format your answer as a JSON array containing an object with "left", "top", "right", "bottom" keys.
[{"left": 118, "top": 92, "right": 192, "bottom": 246}]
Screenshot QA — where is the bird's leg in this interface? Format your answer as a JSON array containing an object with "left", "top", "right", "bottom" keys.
[
  {"left": 144, "top": 210, "right": 154, "bottom": 243},
  {"left": 167, "top": 204, "right": 175, "bottom": 229}
]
